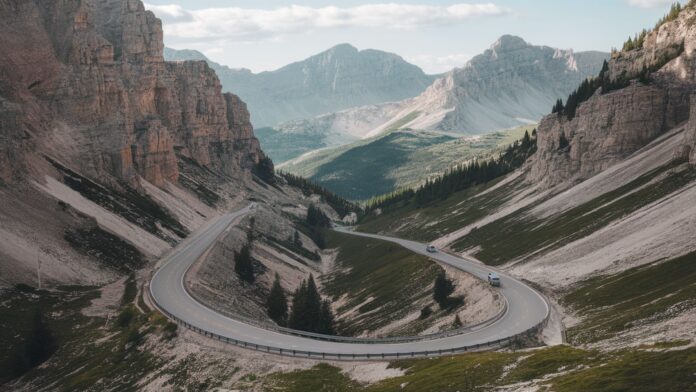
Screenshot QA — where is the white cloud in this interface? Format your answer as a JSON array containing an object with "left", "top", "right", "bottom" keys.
[
  {"left": 625, "top": 0, "right": 675, "bottom": 8},
  {"left": 145, "top": 3, "right": 510, "bottom": 43},
  {"left": 407, "top": 53, "right": 472, "bottom": 74}
]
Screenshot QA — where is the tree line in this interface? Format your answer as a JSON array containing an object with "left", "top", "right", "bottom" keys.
[
  {"left": 366, "top": 130, "right": 538, "bottom": 212},
  {"left": 558, "top": 2, "right": 689, "bottom": 121}
]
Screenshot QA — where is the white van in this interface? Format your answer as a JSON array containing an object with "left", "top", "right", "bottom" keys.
[
  {"left": 426, "top": 245, "right": 437, "bottom": 253},
  {"left": 487, "top": 273, "right": 501, "bottom": 287}
]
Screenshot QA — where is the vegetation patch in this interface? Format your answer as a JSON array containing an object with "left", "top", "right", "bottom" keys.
[
  {"left": 261, "top": 345, "right": 695, "bottom": 392},
  {"left": 264, "top": 364, "right": 361, "bottom": 392},
  {"left": 563, "top": 251, "right": 696, "bottom": 344},
  {"left": 358, "top": 174, "right": 525, "bottom": 243},
  {"left": 256, "top": 127, "right": 329, "bottom": 164},
  {"left": 48, "top": 157, "right": 188, "bottom": 242},
  {"left": 64, "top": 227, "right": 146, "bottom": 272},
  {"left": 551, "top": 347, "right": 696, "bottom": 392},
  {"left": 322, "top": 230, "right": 444, "bottom": 336}
]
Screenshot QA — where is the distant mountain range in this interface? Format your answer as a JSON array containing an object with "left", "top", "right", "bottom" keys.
[
  {"left": 279, "top": 36, "right": 610, "bottom": 140},
  {"left": 164, "top": 44, "right": 437, "bottom": 128}
]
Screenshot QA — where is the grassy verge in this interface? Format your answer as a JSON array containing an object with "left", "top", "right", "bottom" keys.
[
  {"left": 563, "top": 251, "right": 696, "bottom": 344},
  {"left": 322, "top": 231, "right": 445, "bottom": 336}
]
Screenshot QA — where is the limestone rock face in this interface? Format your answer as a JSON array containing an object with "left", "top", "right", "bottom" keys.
[
  {"left": 0, "top": 0, "right": 263, "bottom": 186},
  {"left": 529, "top": 7, "right": 696, "bottom": 187},
  {"left": 677, "top": 95, "right": 696, "bottom": 163}
]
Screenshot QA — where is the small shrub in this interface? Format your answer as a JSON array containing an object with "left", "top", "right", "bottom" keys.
[
  {"left": 162, "top": 322, "right": 178, "bottom": 341},
  {"left": 419, "top": 305, "right": 433, "bottom": 320},
  {"left": 116, "top": 307, "right": 136, "bottom": 328}
]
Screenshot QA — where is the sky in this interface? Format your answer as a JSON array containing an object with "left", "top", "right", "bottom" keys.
[{"left": 144, "top": 0, "right": 682, "bottom": 74}]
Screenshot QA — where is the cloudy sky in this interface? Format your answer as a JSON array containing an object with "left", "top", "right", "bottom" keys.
[{"left": 144, "top": 0, "right": 681, "bottom": 74}]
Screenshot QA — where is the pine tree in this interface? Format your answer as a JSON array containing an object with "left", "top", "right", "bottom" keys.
[
  {"left": 288, "top": 280, "right": 308, "bottom": 330},
  {"left": 552, "top": 99, "right": 564, "bottom": 114},
  {"left": 319, "top": 299, "right": 335, "bottom": 335},
  {"left": 433, "top": 272, "right": 455, "bottom": 309},
  {"left": 234, "top": 244, "right": 254, "bottom": 283},
  {"left": 304, "top": 275, "right": 322, "bottom": 328},
  {"left": 266, "top": 274, "right": 288, "bottom": 326},
  {"left": 452, "top": 314, "right": 463, "bottom": 328},
  {"left": 522, "top": 130, "right": 531, "bottom": 150},
  {"left": 254, "top": 156, "right": 276, "bottom": 184}
]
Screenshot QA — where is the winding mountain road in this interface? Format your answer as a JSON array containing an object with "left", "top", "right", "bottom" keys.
[{"left": 149, "top": 205, "right": 549, "bottom": 359}]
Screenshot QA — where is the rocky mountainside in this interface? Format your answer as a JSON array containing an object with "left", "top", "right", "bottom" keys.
[
  {"left": 164, "top": 45, "right": 436, "bottom": 128},
  {"left": 530, "top": 7, "right": 696, "bottom": 187},
  {"left": 281, "top": 36, "right": 608, "bottom": 143},
  {"left": 0, "top": 0, "right": 265, "bottom": 286}
]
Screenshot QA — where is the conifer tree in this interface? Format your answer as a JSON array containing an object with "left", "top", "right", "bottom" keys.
[
  {"left": 288, "top": 280, "right": 307, "bottom": 330},
  {"left": 452, "top": 314, "right": 463, "bottom": 328},
  {"left": 234, "top": 244, "right": 254, "bottom": 283},
  {"left": 319, "top": 299, "right": 335, "bottom": 335},
  {"left": 266, "top": 274, "right": 288, "bottom": 326},
  {"left": 433, "top": 272, "right": 455, "bottom": 309}
]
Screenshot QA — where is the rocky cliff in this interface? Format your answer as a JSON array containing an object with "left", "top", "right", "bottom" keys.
[
  {"left": 0, "top": 0, "right": 263, "bottom": 188},
  {"left": 530, "top": 5, "right": 696, "bottom": 186},
  {"left": 0, "top": 0, "right": 265, "bottom": 286}
]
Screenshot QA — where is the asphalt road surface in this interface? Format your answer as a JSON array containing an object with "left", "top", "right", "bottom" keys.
[{"left": 150, "top": 205, "right": 549, "bottom": 358}]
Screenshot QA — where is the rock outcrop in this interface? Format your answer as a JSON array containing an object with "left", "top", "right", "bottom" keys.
[
  {"left": 0, "top": 0, "right": 264, "bottom": 187},
  {"left": 677, "top": 95, "right": 696, "bottom": 163},
  {"left": 529, "top": 6, "right": 696, "bottom": 186}
]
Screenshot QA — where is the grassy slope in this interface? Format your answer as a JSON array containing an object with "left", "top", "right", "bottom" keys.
[
  {"left": 452, "top": 162, "right": 696, "bottom": 265},
  {"left": 256, "top": 127, "right": 330, "bottom": 164},
  {"left": 563, "top": 251, "right": 696, "bottom": 344},
  {"left": 263, "top": 345, "right": 695, "bottom": 392},
  {"left": 323, "top": 231, "right": 448, "bottom": 337},
  {"left": 0, "top": 281, "right": 192, "bottom": 391},
  {"left": 357, "top": 174, "right": 526, "bottom": 242},
  {"left": 360, "top": 162, "right": 696, "bottom": 266},
  {"left": 283, "top": 126, "right": 532, "bottom": 201}
]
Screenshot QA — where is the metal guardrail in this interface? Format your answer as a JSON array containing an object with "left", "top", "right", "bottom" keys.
[{"left": 155, "top": 302, "right": 549, "bottom": 361}]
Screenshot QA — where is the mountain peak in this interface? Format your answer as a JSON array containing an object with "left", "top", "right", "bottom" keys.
[
  {"left": 325, "top": 43, "right": 359, "bottom": 55},
  {"left": 491, "top": 35, "right": 529, "bottom": 52}
]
